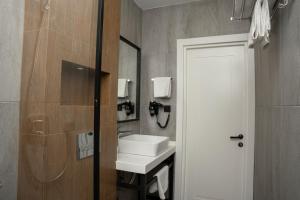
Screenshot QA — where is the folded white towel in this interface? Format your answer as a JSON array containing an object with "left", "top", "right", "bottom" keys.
[
  {"left": 153, "top": 77, "right": 172, "bottom": 98},
  {"left": 118, "top": 79, "right": 128, "bottom": 98},
  {"left": 149, "top": 166, "right": 169, "bottom": 199},
  {"left": 248, "top": 0, "right": 271, "bottom": 48}
]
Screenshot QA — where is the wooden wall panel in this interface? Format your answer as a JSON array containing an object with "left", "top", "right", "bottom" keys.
[
  {"left": 100, "top": 0, "right": 121, "bottom": 199},
  {"left": 19, "top": 0, "right": 120, "bottom": 198},
  {"left": 18, "top": 0, "right": 102, "bottom": 199}
]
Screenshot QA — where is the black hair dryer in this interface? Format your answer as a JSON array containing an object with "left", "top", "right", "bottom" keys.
[
  {"left": 149, "top": 101, "right": 171, "bottom": 129},
  {"left": 149, "top": 101, "right": 164, "bottom": 116},
  {"left": 118, "top": 100, "right": 135, "bottom": 116}
]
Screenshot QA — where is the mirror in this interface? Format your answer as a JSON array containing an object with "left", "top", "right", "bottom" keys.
[{"left": 117, "top": 36, "right": 141, "bottom": 122}]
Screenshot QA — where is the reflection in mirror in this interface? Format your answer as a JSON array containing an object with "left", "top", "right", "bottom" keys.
[{"left": 117, "top": 36, "right": 141, "bottom": 122}]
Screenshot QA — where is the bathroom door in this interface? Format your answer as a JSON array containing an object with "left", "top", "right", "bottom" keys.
[{"left": 176, "top": 34, "right": 255, "bottom": 200}]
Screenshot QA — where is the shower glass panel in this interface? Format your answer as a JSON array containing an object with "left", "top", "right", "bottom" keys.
[{"left": 18, "top": 0, "right": 101, "bottom": 199}]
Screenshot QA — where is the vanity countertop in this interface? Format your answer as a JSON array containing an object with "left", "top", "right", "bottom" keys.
[{"left": 116, "top": 141, "right": 176, "bottom": 174}]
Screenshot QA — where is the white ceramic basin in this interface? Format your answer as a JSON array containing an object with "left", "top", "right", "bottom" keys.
[{"left": 118, "top": 134, "right": 169, "bottom": 157}]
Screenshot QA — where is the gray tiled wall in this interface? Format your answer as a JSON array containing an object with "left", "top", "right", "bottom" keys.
[
  {"left": 0, "top": 103, "right": 20, "bottom": 200},
  {"left": 140, "top": 0, "right": 250, "bottom": 140},
  {"left": 118, "top": 0, "right": 142, "bottom": 134},
  {"left": 120, "top": 0, "right": 142, "bottom": 47},
  {"left": 118, "top": 1, "right": 142, "bottom": 199},
  {"left": 120, "top": 1, "right": 300, "bottom": 199},
  {"left": 0, "top": 1, "right": 23, "bottom": 102},
  {"left": 254, "top": 0, "right": 300, "bottom": 199},
  {"left": 0, "top": 0, "right": 24, "bottom": 199}
]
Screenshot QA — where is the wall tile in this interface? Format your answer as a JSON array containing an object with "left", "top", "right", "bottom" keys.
[
  {"left": 118, "top": 0, "right": 142, "bottom": 133},
  {"left": 0, "top": 2, "right": 24, "bottom": 102},
  {"left": 0, "top": 1, "right": 23, "bottom": 199},
  {"left": 278, "top": 0, "right": 300, "bottom": 106},
  {"left": 0, "top": 0, "right": 24, "bottom": 11},
  {"left": 49, "top": 0, "right": 73, "bottom": 35},
  {"left": 72, "top": 0, "right": 94, "bottom": 44},
  {"left": 269, "top": 107, "right": 300, "bottom": 200},
  {"left": 18, "top": 0, "right": 99, "bottom": 199},
  {"left": 255, "top": 19, "right": 280, "bottom": 107},
  {"left": 117, "top": 2, "right": 142, "bottom": 198},
  {"left": 46, "top": 30, "right": 73, "bottom": 103},
  {"left": 120, "top": 0, "right": 142, "bottom": 46},
  {"left": 254, "top": 107, "right": 273, "bottom": 200},
  {"left": 18, "top": 132, "right": 93, "bottom": 200},
  {"left": 0, "top": 103, "right": 20, "bottom": 200},
  {"left": 256, "top": 0, "right": 300, "bottom": 107},
  {"left": 118, "top": 121, "right": 140, "bottom": 135},
  {"left": 21, "top": 29, "right": 49, "bottom": 103},
  {"left": 255, "top": 1, "right": 300, "bottom": 199}
]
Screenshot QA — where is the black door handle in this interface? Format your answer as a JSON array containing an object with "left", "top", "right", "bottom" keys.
[{"left": 230, "top": 134, "right": 244, "bottom": 140}]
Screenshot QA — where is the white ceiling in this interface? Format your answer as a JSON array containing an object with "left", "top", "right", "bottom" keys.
[{"left": 134, "top": 0, "right": 204, "bottom": 10}]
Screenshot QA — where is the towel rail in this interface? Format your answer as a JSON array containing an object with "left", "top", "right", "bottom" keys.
[
  {"left": 230, "top": 0, "right": 289, "bottom": 21},
  {"left": 271, "top": 0, "right": 288, "bottom": 19},
  {"left": 151, "top": 78, "right": 173, "bottom": 82},
  {"left": 117, "top": 154, "right": 175, "bottom": 200}
]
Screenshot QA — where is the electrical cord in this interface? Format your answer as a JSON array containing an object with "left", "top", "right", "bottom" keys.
[
  {"left": 156, "top": 113, "right": 170, "bottom": 129},
  {"left": 149, "top": 101, "right": 171, "bottom": 129}
]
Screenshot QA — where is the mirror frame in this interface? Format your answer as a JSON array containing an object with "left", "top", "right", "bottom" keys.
[{"left": 118, "top": 36, "right": 141, "bottom": 123}]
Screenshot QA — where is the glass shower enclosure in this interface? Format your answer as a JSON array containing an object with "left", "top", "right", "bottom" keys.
[{"left": 18, "top": 0, "right": 104, "bottom": 199}]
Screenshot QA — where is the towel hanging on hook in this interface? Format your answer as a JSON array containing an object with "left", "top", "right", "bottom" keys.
[
  {"left": 152, "top": 77, "right": 172, "bottom": 98},
  {"left": 230, "top": 0, "right": 289, "bottom": 21},
  {"left": 248, "top": 0, "right": 271, "bottom": 48}
]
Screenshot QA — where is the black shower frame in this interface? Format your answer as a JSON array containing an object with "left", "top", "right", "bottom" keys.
[{"left": 94, "top": 0, "right": 104, "bottom": 199}]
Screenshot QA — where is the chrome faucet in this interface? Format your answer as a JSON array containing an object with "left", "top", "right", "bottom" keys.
[
  {"left": 117, "top": 125, "right": 136, "bottom": 138},
  {"left": 117, "top": 126, "right": 137, "bottom": 158},
  {"left": 118, "top": 130, "right": 135, "bottom": 138}
]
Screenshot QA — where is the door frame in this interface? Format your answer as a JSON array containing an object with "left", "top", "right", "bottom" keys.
[{"left": 175, "top": 34, "right": 255, "bottom": 200}]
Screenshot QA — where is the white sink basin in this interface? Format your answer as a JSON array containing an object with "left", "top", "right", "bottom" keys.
[{"left": 118, "top": 134, "right": 169, "bottom": 157}]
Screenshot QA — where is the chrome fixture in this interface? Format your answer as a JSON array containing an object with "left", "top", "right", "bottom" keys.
[
  {"left": 118, "top": 130, "right": 135, "bottom": 138},
  {"left": 231, "top": 0, "right": 289, "bottom": 21}
]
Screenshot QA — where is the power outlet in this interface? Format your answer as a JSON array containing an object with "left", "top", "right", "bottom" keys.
[{"left": 164, "top": 105, "right": 171, "bottom": 112}]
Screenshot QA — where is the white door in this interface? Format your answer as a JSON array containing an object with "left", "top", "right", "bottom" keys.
[{"left": 176, "top": 34, "right": 255, "bottom": 200}]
